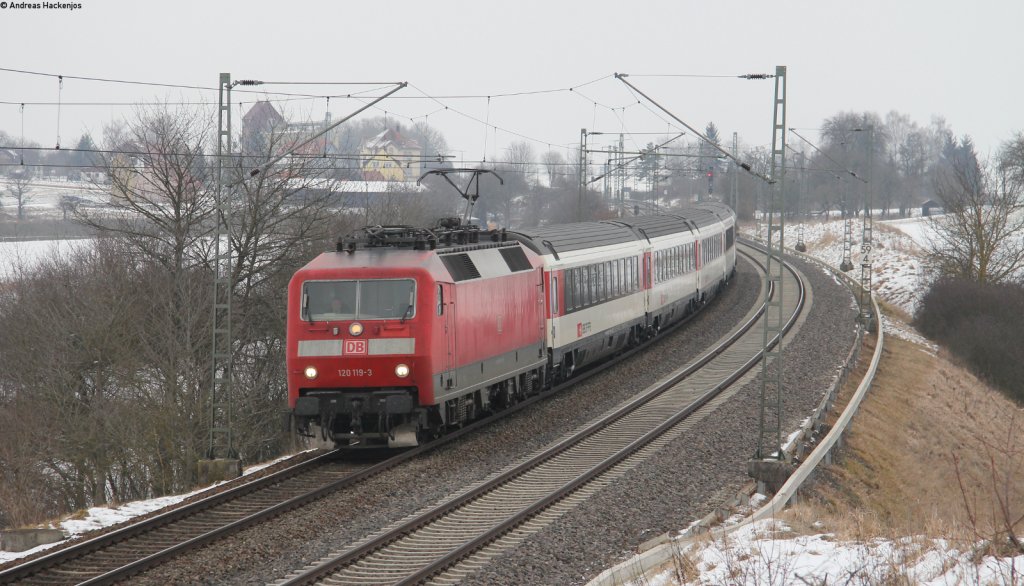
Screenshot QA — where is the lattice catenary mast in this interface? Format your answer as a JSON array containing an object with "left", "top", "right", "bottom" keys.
[{"left": 756, "top": 65, "right": 788, "bottom": 460}]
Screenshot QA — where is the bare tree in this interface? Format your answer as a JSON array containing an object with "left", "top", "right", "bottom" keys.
[
  {"left": 230, "top": 125, "right": 341, "bottom": 295},
  {"left": 81, "top": 104, "right": 214, "bottom": 275},
  {"left": 927, "top": 138, "right": 1024, "bottom": 284},
  {"left": 5, "top": 168, "right": 34, "bottom": 220},
  {"left": 999, "top": 132, "right": 1024, "bottom": 191},
  {"left": 540, "top": 150, "right": 566, "bottom": 188},
  {"left": 409, "top": 121, "right": 450, "bottom": 167},
  {"left": 487, "top": 141, "right": 537, "bottom": 227},
  {"left": 0, "top": 240, "right": 176, "bottom": 519}
]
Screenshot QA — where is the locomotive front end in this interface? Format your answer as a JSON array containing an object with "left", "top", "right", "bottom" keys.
[{"left": 287, "top": 255, "right": 435, "bottom": 448}]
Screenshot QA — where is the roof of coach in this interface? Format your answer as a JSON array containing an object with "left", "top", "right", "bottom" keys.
[
  {"left": 610, "top": 203, "right": 734, "bottom": 236},
  {"left": 690, "top": 201, "right": 736, "bottom": 223},
  {"left": 507, "top": 221, "right": 640, "bottom": 255},
  {"left": 606, "top": 214, "right": 694, "bottom": 238}
]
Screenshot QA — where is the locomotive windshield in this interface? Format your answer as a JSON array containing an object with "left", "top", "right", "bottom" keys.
[{"left": 302, "top": 279, "right": 416, "bottom": 321}]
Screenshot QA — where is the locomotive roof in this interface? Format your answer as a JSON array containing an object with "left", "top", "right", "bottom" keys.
[
  {"left": 509, "top": 203, "right": 734, "bottom": 255},
  {"left": 296, "top": 240, "right": 541, "bottom": 284}
]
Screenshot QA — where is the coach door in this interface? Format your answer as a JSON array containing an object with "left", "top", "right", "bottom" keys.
[{"left": 441, "top": 283, "right": 457, "bottom": 390}]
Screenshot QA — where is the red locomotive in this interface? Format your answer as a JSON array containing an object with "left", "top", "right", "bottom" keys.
[{"left": 287, "top": 203, "right": 736, "bottom": 448}]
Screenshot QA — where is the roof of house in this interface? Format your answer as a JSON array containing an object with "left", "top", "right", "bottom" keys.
[
  {"left": 362, "top": 128, "right": 421, "bottom": 153},
  {"left": 243, "top": 101, "right": 286, "bottom": 128}
]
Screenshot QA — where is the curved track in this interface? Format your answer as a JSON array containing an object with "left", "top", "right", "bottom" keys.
[{"left": 272, "top": 243, "right": 805, "bottom": 586}]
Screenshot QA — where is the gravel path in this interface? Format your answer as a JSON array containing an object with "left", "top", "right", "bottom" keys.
[{"left": 133, "top": 250, "right": 855, "bottom": 585}]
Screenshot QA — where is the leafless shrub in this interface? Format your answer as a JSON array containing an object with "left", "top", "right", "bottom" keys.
[{"left": 914, "top": 278, "right": 1024, "bottom": 404}]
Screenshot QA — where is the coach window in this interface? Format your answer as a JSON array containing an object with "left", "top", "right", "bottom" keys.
[
  {"left": 577, "top": 267, "right": 585, "bottom": 307},
  {"left": 599, "top": 263, "right": 607, "bottom": 301},
  {"left": 598, "top": 263, "right": 605, "bottom": 300},
  {"left": 565, "top": 270, "right": 574, "bottom": 310},
  {"left": 611, "top": 259, "right": 619, "bottom": 297},
  {"left": 551, "top": 276, "right": 559, "bottom": 314},
  {"left": 581, "top": 266, "right": 589, "bottom": 307},
  {"left": 573, "top": 269, "right": 581, "bottom": 310},
  {"left": 436, "top": 284, "right": 444, "bottom": 316},
  {"left": 577, "top": 265, "right": 585, "bottom": 306}
]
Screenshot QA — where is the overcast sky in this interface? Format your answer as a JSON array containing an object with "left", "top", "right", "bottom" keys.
[{"left": 1, "top": 0, "right": 1021, "bottom": 163}]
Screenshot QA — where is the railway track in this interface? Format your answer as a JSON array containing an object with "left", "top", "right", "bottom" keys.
[
  {"left": 0, "top": 453, "right": 382, "bottom": 585},
  {"left": 1, "top": 245, "right": 764, "bottom": 586},
  {"left": 272, "top": 242, "right": 805, "bottom": 585}
]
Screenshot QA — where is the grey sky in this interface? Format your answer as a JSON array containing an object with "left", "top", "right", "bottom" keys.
[{"left": 1, "top": 0, "right": 1021, "bottom": 162}]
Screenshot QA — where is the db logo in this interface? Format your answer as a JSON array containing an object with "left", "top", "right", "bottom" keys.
[{"left": 344, "top": 339, "right": 367, "bottom": 355}]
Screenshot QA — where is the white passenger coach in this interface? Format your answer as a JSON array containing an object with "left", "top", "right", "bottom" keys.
[{"left": 509, "top": 202, "right": 736, "bottom": 379}]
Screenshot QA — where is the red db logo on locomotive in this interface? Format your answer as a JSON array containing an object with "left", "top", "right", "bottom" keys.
[{"left": 344, "top": 340, "right": 367, "bottom": 355}]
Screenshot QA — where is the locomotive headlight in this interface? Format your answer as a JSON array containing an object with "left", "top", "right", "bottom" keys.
[
  {"left": 304, "top": 366, "right": 318, "bottom": 380},
  {"left": 394, "top": 363, "right": 410, "bottom": 378},
  {"left": 349, "top": 322, "right": 364, "bottom": 336}
]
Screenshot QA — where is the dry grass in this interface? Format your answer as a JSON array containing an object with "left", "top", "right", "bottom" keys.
[
  {"left": 656, "top": 313, "right": 1024, "bottom": 585},
  {"left": 878, "top": 299, "right": 912, "bottom": 323},
  {"left": 797, "top": 318, "right": 1024, "bottom": 548},
  {"left": 810, "top": 231, "right": 839, "bottom": 249},
  {"left": 875, "top": 223, "right": 903, "bottom": 235}
]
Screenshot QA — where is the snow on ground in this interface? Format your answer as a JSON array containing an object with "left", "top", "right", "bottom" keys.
[
  {"left": 639, "top": 518, "right": 1024, "bottom": 586},
  {"left": 0, "top": 178, "right": 108, "bottom": 209},
  {"left": 0, "top": 452, "right": 306, "bottom": 564},
  {"left": 0, "top": 239, "right": 92, "bottom": 281},
  {"left": 746, "top": 215, "right": 939, "bottom": 341}
]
